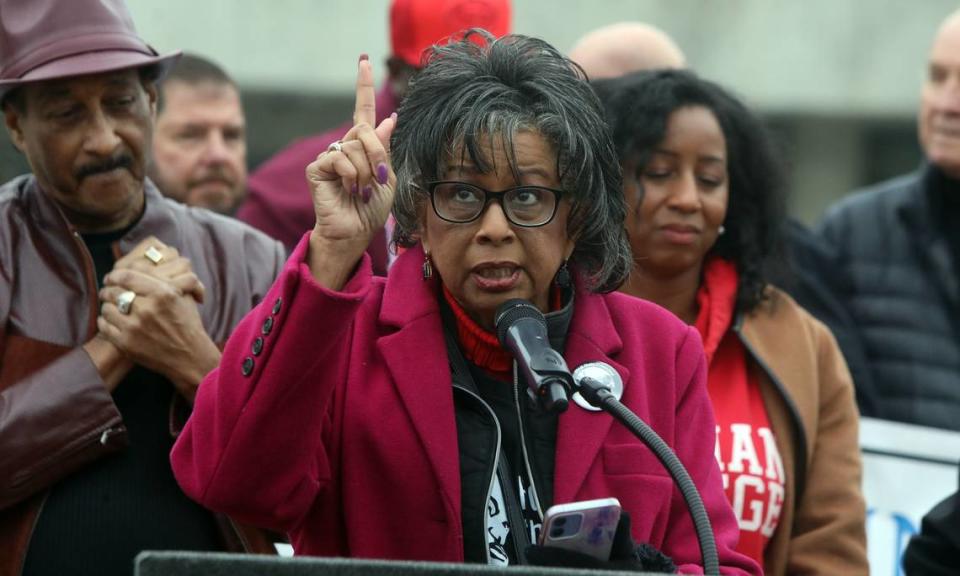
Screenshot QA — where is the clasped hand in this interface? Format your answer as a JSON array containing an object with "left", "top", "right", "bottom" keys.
[{"left": 96, "top": 237, "right": 220, "bottom": 403}]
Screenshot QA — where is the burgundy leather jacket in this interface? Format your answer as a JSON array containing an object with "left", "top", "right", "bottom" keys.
[{"left": 0, "top": 175, "right": 286, "bottom": 575}]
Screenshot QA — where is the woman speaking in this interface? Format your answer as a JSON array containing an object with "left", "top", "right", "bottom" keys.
[{"left": 171, "top": 33, "right": 758, "bottom": 574}]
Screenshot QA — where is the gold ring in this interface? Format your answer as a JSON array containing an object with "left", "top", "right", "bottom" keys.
[
  {"left": 116, "top": 290, "right": 137, "bottom": 315},
  {"left": 144, "top": 246, "right": 164, "bottom": 265}
]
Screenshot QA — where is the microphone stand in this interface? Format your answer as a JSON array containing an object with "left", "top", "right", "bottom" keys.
[{"left": 575, "top": 376, "right": 720, "bottom": 576}]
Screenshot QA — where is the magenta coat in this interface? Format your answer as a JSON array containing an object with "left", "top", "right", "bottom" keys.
[{"left": 171, "top": 235, "right": 760, "bottom": 575}]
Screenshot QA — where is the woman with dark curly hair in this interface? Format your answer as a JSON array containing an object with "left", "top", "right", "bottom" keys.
[
  {"left": 594, "top": 69, "right": 868, "bottom": 575},
  {"left": 172, "top": 34, "right": 760, "bottom": 574}
]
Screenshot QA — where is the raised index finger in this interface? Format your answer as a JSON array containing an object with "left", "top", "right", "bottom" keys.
[{"left": 353, "top": 54, "right": 376, "bottom": 128}]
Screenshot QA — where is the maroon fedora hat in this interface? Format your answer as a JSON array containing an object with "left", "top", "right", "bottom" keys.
[{"left": 0, "top": 0, "right": 180, "bottom": 101}]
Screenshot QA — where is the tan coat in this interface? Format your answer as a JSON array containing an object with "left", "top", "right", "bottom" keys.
[{"left": 736, "top": 288, "right": 868, "bottom": 575}]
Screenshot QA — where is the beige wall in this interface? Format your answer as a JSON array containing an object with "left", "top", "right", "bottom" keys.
[
  {"left": 1, "top": 1, "right": 951, "bottom": 223},
  {"left": 128, "top": 0, "right": 953, "bottom": 115}
]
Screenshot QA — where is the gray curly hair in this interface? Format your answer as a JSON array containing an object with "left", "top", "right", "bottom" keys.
[{"left": 390, "top": 30, "right": 630, "bottom": 293}]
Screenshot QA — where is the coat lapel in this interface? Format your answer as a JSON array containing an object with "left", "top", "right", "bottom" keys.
[
  {"left": 553, "top": 288, "right": 631, "bottom": 504},
  {"left": 376, "top": 246, "right": 461, "bottom": 514}
]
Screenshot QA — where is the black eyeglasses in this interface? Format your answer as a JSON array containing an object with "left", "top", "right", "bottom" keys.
[{"left": 425, "top": 181, "right": 564, "bottom": 227}]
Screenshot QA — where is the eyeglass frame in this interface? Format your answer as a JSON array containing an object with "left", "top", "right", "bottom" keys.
[{"left": 419, "top": 180, "right": 566, "bottom": 228}]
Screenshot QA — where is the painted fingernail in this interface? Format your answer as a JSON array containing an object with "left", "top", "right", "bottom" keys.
[
  {"left": 351, "top": 182, "right": 359, "bottom": 195},
  {"left": 377, "top": 163, "right": 389, "bottom": 185},
  {"left": 359, "top": 53, "right": 369, "bottom": 63},
  {"left": 362, "top": 185, "right": 373, "bottom": 203},
  {"left": 390, "top": 112, "right": 398, "bottom": 122}
]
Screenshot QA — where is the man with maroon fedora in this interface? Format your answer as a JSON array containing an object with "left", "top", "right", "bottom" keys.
[{"left": 0, "top": 0, "right": 285, "bottom": 573}]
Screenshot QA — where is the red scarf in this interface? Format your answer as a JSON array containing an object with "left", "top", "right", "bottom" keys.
[
  {"left": 442, "top": 285, "right": 513, "bottom": 380},
  {"left": 441, "top": 284, "right": 563, "bottom": 382}
]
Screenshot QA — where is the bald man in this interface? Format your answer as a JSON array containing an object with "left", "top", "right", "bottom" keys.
[
  {"left": 569, "top": 22, "right": 685, "bottom": 80},
  {"left": 818, "top": 10, "right": 960, "bottom": 431}
]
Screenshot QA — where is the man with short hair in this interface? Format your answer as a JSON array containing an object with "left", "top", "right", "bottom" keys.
[
  {"left": 236, "top": 0, "right": 512, "bottom": 272},
  {"left": 0, "top": 0, "right": 285, "bottom": 573},
  {"left": 151, "top": 53, "right": 248, "bottom": 214},
  {"left": 819, "top": 9, "right": 960, "bottom": 430}
]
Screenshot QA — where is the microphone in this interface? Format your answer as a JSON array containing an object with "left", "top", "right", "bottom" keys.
[{"left": 494, "top": 299, "right": 573, "bottom": 413}]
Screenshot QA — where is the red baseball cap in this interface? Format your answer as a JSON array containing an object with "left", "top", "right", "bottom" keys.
[{"left": 390, "top": 0, "right": 512, "bottom": 68}]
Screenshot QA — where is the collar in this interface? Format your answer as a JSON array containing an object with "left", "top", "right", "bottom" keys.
[
  {"left": 28, "top": 175, "right": 175, "bottom": 248},
  {"left": 694, "top": 257, "right": 739, "bottom": 364},
  {"left": 440, "top": 278, "right": 576, "bottom": 380},
  {"left": 924, "top": 162, "right": 960, "bottom": 219},
  {"left": 442, "top": 284, "right": 513, "bottom": 375}
]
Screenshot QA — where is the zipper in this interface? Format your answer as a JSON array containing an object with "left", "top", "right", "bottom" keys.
[
  {"left": 452, "top": 383, "right": 501, "bottom": 566},
  {"left": 495, "top": 441, "right": 531, "bottom": 564},
  {"left": 68, "top": 228, "right": 101, "bottom": 339},
  {"left": 512, "top": 361, "right": 544, "bottom": 527}
]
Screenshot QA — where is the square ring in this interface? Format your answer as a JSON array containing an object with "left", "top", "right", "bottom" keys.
[{"left": 144, "top": 246, "right": 164, "bottom": 265}]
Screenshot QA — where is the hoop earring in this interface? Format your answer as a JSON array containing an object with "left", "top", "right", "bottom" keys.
[{"left": 422, "top": 253, "right": 433, "bottom": 280}]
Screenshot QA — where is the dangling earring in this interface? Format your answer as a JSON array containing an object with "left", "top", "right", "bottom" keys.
[
  {"left": 554, "top": 259, "right": 571, "bottom": 288},
  {"left": 718, "top": 225, "right": 726, "bottom": 236},
  {"left": 422, "top": 253, "right": 433, "bottom": 280}
]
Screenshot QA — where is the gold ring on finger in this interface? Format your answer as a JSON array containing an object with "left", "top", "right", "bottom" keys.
[{"left": 144, "top": 246, "right": 164, "bottom": 265}]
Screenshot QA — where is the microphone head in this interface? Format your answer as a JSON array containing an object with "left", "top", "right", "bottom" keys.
[{"left": 494, "top": 298, "right": 545, "bottom": 347}]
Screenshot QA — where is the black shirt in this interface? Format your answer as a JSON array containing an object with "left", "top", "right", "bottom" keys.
[{"left": 23, "top": 228, "right": 222, "bottom": 576}]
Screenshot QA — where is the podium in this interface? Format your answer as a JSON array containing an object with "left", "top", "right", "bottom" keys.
[{"left": 135, "top": 551, "right": 653, "bottom": 575}]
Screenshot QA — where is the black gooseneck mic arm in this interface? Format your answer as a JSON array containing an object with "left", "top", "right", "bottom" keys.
[
  {"left": 493, "top": 299, "right": 720, "bottom": 575},
  {"left": 576, "top": 376, "right": 720, "bottom": 576}
]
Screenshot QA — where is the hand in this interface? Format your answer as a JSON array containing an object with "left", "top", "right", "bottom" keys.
[
  {"left": 98, "top": 269, "right": 220, "bottom": 404},
  {"left": 83, "top": 333, "right": 135, "bottom": 393},
  {"left": 113, "top": 237, "right": 205, "bottom": 304},
  {"left": 305, "top": 55, "right": 398, "bottom": 289},
  {"left": 526, "top": 512, "right": 677, "bottom": 573}
]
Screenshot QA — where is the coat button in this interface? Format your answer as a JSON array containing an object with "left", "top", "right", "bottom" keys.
[
  {"left": 261, "top": 316, "right": 274, "bottom": 335},
  {"left": 252, "top": 337, "right": 264, "bottom": 356},
  {"left": 242, "top": 357, "right": 255, "bottom": 376},
  {"left": 272, "top": 298, "right": 282, "bottom": 315}
]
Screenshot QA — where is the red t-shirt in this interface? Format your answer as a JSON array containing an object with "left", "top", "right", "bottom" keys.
[{"left": 695, "top": 258, "right": 785, "bottom": 565}]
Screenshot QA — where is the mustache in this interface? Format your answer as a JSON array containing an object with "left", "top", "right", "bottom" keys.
[
  {"left": 193, "top": 165, "right": 235, "bottom": 184},
  {"left": 76, "top": 154, "right": 133, "bottom": 181}
]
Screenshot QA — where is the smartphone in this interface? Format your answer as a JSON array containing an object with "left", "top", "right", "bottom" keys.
[{"left": 537, "top": 497, "right": 622, "bottom": 562}]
